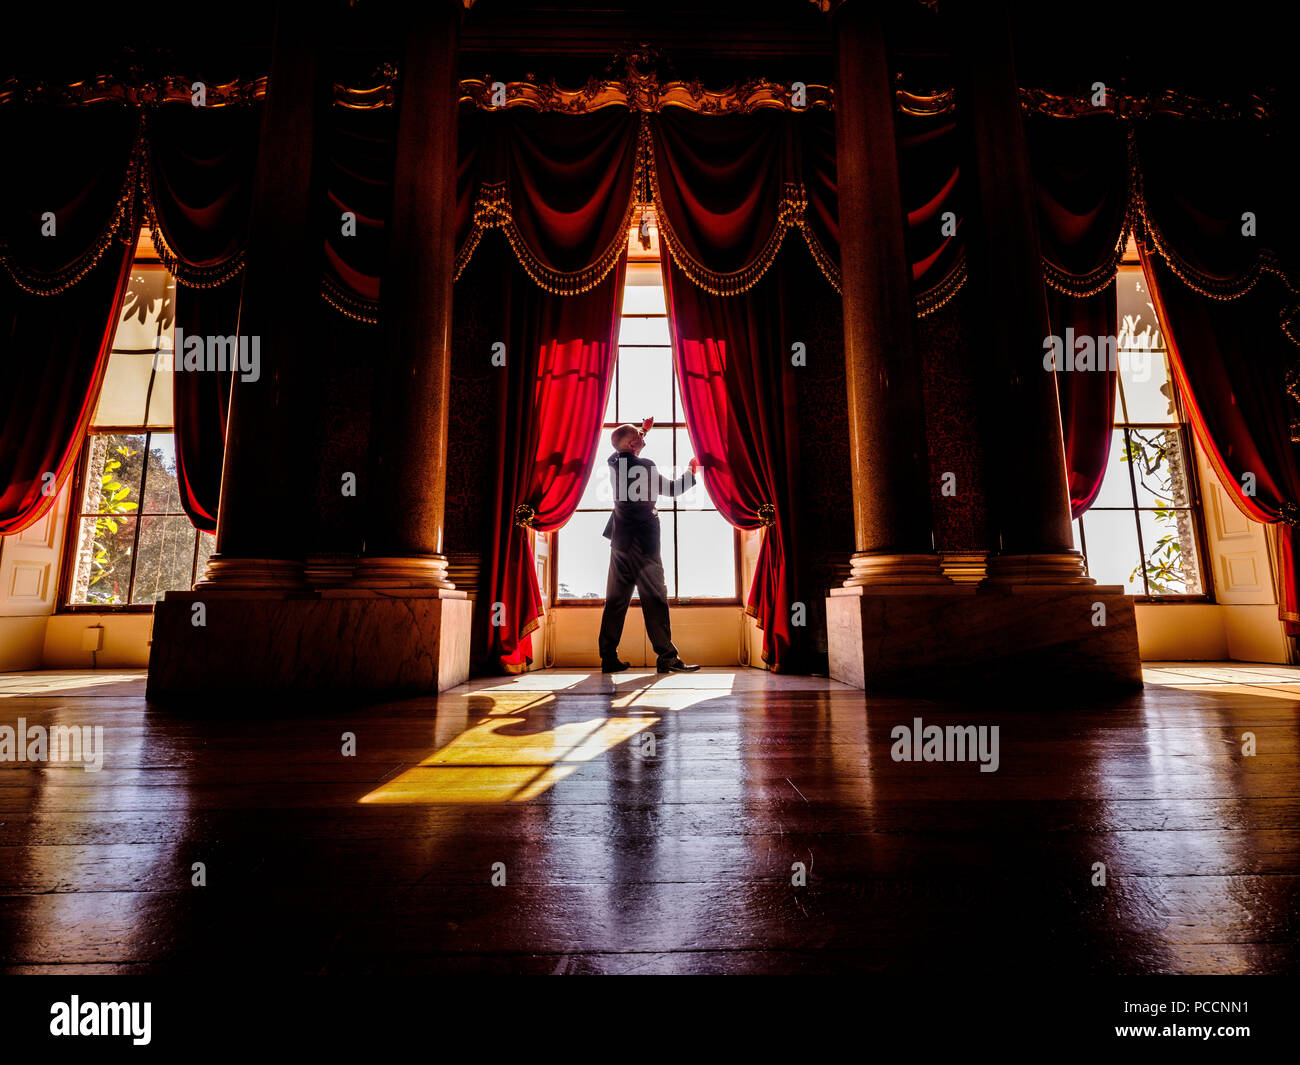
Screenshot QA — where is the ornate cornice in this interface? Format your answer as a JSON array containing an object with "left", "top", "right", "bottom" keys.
[
  {"left": 0, "top": 74, "right": 267, "bottom": 107},
  {"left": 896, "top": 84, "right": 955, "bottom": 116},
  {"left": 1020, "top": 86, "right": 1275, "bottom": 121},
  {"left": 1, "top": 73, "right": 1271, "bottom": 121},
  {"left": 459, "top": 74, "right": 833, "bottom": 113}
]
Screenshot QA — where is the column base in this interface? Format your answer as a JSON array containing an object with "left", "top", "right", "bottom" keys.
[
  {"left": 982, "top": 551, "right": 1093, "bottom": 586},
  {"left": 844, "top": 552, "right": 953, "bottom": 586},
  {"left": 350, "top": 555, "right": 454, "bottom": 589},
  {"left": 146, "top": 587, "right": 472, "bottom": 699},
  {"left": 195, "top": 556, "right": 307, "bottom": 590},
  {"left": 826, "top": 583, "right": 1141, "bottom": 693},
  {"left": 305, "top": 553, "right": 357, "bottom": 588}
]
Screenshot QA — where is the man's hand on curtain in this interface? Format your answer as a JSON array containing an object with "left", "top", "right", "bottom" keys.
[{"left": 688, "top": 456, "right": 701, "bottom": 475}]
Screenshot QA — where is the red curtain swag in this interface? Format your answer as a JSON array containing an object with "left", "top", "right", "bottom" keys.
[{"left": 0, "top": 105, "right": 139, "bottom": 535}]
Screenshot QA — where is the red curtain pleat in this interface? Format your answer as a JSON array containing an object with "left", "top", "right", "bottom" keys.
[
  {"left": 1047, "top": 284, "right": 1118, "bottom": 518},
  {"left": 147, "top": 104, "right": 260, "bottom": 532},
  {"left": 1027, "top": 116, "right": 1128, "bottom": 520}
]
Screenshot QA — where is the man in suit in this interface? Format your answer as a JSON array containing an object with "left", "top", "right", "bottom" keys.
[{"left": 599, "top": 417, "right": 702, "bottom": 674}]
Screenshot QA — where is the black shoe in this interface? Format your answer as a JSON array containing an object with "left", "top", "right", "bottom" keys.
[
  {"left": 657, "top": 658, "right": 701, "bottom": 673},
  {"left": 601, "top": 659, "right": 630, "bottom": 674}
]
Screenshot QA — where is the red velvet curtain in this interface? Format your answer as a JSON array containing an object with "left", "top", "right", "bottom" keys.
[
  {"left": 1028, "top": 117, "right": 1128, "bottom": 518},
  {"left": 146, "top": 103, "right": 260, "bottom": 531},
  {"left": 1136, "top": 118, "right": 1300, "bottom": 630},
  {"left": 665, "top": 248, "right": 817, "bottom": 670},
  {"left": 650, "top": 111, "right": 835, "bottom": 670},
  {"left": 1142, "top": 252, "right": 1300, "bottom": 631},
  {"left": 0, "top": 106, "right": 138, "bottom": 534},
  {"left": 465, "top": 110, "right": 640, "bottom": 671},
  {"left": 485, "top": 241, "right": 626, "bottom": 669}
]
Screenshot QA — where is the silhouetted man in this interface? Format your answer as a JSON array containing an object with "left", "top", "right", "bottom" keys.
[{"left": 599, "top": 417, "right": 702, "bottom": 674}]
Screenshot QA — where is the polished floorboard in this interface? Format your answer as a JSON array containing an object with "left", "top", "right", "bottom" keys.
[{"left": 0, "top": 664, "right": 1297, "bottom": 975}]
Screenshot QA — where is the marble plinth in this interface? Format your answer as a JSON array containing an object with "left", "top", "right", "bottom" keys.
[
  {"left": 146, "top": 588, "right": 472, "bottom": 699},
  {"left": 826, "top": 584, "right": 1142, "bottom": 694}
]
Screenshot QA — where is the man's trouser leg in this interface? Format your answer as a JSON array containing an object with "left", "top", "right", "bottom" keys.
[
  {"left": 598, "top": 546, "right": 637, "bottom": 662},
  {"left": 631, "top": 544, "right": 678, "bottom": 665}
]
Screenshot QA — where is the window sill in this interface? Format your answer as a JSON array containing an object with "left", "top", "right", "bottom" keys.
[
  {"left": 57, "top": 603, "right": 158, "bottom": 615},
  {"left": 553, "top": 598, "right": 743, "bottom": 608}
]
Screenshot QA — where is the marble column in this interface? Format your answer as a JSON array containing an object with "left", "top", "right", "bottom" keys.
[
  {"left": 831, "top": 0, "right": 949, "bottom": 586},
  {"left": 197, "top": 15, "right": 325, "bottom": 590},
  {"left": 351, "top": 0, "right": 462, "bottom": 589},
  {"left": 955, "top": 1, "right": 1091, "bottom": 585},
  {"left": 148, "top": 7, "right": 472, "bottom": 698},
  {"left": 823, "top": 1, "right": 1140, "bottom": 692}
]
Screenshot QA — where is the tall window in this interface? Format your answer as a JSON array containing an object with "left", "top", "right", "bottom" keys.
[
  {"left": 63, "top": 260, "right": 215, "bottom": 607},
  {"left": 554, "top": 218, "right": 739, "bottom": 602},
  {"left": 1072, "top": 254, "right": 1206, "bottom": 597}
]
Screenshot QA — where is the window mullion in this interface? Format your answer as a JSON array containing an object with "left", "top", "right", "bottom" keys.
[{"left": 125, "top": 431, "right": 149, "bottom": 605}]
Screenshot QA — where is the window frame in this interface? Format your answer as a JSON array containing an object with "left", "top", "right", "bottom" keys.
[
  {"left": 1074, "top": 256, "right": 1214, "bottom": 603},
  {"left": 56, "top": 247, "right": 210, "bottom": 612},
  {"left": 57, "top": 427, "right": 210, "bottom": 614},
  {"left": 551, "top": 241, "right": 742, "bottom": 608}
]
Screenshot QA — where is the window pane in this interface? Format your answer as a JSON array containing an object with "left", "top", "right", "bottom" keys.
[
  {"left": 675, "top": 511, "right": 736, "bottom": 599},
  {"left": 658, "top": 521, "right": 677, "bottom": 600},
  {"left": 140, "top": 434, "right": 184, "bottom": 514},
  {"left": 637, "top": 428, "right": 676, "bottom": 481},
  {"left": 81, "top": 434, "right": 147, "bottom": 515},
  {"left": 131, "top": 516, "right": 199, "bottom": 603},
  {"left": 619, "top": 316, "right": 671, "bottom": 346},
  {"left": 579, "top": 451, "right": 615, "bottom": 509},
  {"left": 616, "top": 347, "right": 674, "bottom": 424},
  {"left": 556, "top": 510, "right": 612, "bottom": 599},
  {"left": 1091, "top": 429, "right": 1137, "bottom": 509},
  {"left": 197, "top": 531, "right": 216, "bottom": 583},
  {"left": 622, "top": 284, "right": 666, "bottom": 315},
  {"left": 69, "top": 515, "right": 138, "bottom": 605},
  {"left": 1125, "top": 426, "right": 1195, "bottom": 510},
  {"left": 1116, "top": 265, "right": 1175, "bottom": 424},
  {"left": 1078, "top": 510, "right": 1144, "bottom": 594},
  {"left": 673, "top": 428, "right": 712, "bottom": 509},
  {"left": 113, "top": 267, "right": 174, "bottom": 351},
  {"left": 604, "top": 369, "right": 617, "bottom": 424},
  {"left": 93, "top": 353, "right": 154, "bottom": 427},
  {"left": 1138, "top": 508, "right": 1203, "bottom": 595}
]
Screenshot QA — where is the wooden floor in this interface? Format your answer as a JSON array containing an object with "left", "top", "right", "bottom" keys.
[{"left": 0, "top": 664, "right": 1297, "bottom": 975}]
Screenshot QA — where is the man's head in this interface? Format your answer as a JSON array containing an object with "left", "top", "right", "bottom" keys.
[{"left": 611, "top": 423, "right": 645, "bottom": 454}]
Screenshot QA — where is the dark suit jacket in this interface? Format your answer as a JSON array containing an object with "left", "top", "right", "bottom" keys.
[{"left": 601, "top": 450, "right": 696, "bottom": 554}]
